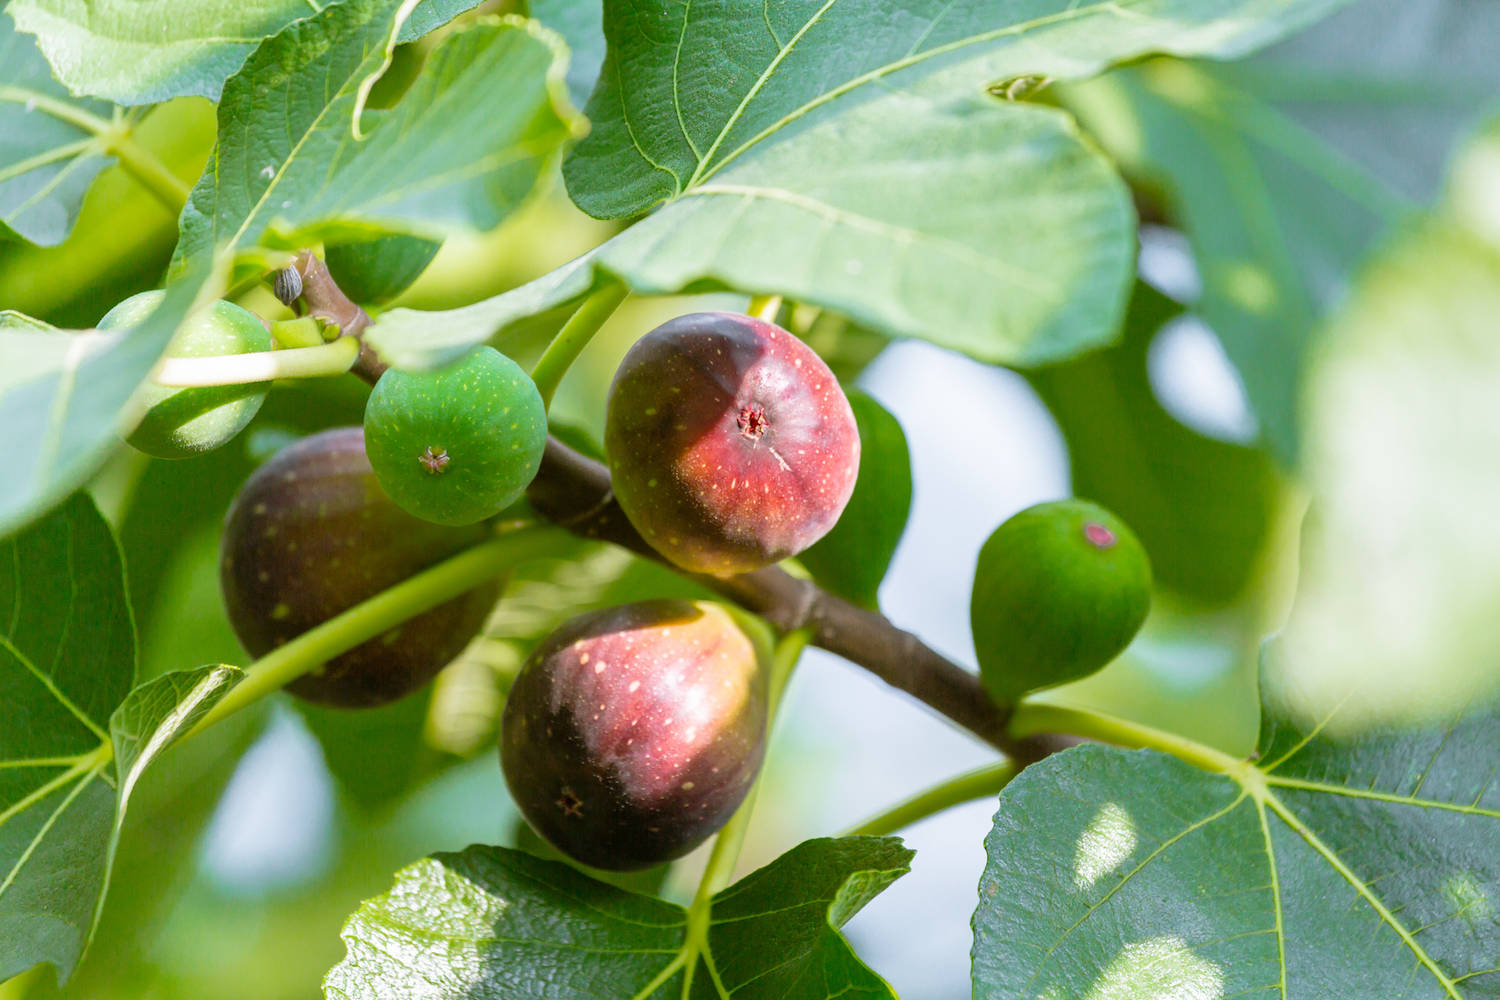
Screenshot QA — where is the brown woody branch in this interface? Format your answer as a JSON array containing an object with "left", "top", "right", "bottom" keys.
[{"left": 294, "top": 257, "right": 1064, "bottom": 764}]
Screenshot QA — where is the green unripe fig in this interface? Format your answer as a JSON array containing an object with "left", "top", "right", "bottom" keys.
[
  {"left": 970, "top": 500, "right": 1151, "bottom": 704},
  {"left": 219, "top": 426, "right": 502, "bottom": 708},
  {"left": 500, "top": 600, "right": 768, "bottom": 871},
  {"left": 363, "top": 346, "right": 547, "bottom": 526},
  {"left": 102, "top": 290, "right": 273, "bottom": 459}
]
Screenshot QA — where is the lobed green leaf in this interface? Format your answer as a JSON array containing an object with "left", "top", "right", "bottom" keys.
[{"left": 324, "top": 837, "right": 912, "bottom": 998}]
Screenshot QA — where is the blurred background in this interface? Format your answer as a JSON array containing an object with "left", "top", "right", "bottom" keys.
[{"left": 3, "top": 0, "right": 1499, "bottom": 996}]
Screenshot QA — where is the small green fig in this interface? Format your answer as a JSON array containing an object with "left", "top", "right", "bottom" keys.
[
  {"left": 970, "top": 500, "right": 1151, "bottom": 704},
  {"left": 220, "top": 426, "right": 501, "bottom": 708},
  {"left": 605, "top": 312, "right": 860, "bottom": 576},
  {"left": 363, "top": 346, "right": 547, "bottom": 526},
  {"left": 103, "top": 290, "right": 273, "bottom": 459},
  {"left": 500, "top": 600, "right": 767, "bottom": 871}
]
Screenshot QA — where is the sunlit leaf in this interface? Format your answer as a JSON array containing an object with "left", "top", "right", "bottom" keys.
[
  {"left": 976, "top": 671, "right": 1500, "bottom": 998},
  {"left": 324, "top": 837, "right": 911, "bottom": 998},
  {"left": 7, "top": 0, "right": 480, "bottom": 105}
]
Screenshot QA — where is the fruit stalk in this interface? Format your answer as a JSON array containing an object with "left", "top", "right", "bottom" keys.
[{"left": 153, "top": 336, "right": 360, "bottom": 386}]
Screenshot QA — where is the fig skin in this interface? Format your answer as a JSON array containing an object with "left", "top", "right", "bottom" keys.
[
  {"left": 605, "top": 312, "right": 860, "bottom": 576},
  {"left": 219, "top": 426, "right": 501, "bottom": 708},
  {"left": 102, "top": 290, "right": 273, "bottom": 459},
  {"left": 364, "top": 346, "right": 547, "bottom": 526},
  {"left": 970, "top": 500, "right": 1151, "bottom": 704},
  {"left": 500, "top": 600, "right": 767, "bottom": 871}
]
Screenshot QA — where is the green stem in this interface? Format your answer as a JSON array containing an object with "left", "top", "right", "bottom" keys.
[
  {"left": 841, "top": 760, "right": 1019, "bottom": 837},
  {"left": 1009, "top": 701, "right": 1245, "bottom": 776},
  {"left": 529, "top": 282, "right": 629, "bottom": 410},
  {"left": 154, "top": 337, "right": 361, "bottom": 387},
  {"left": 688, "top": 626, "right": 812, "bottom": 912},
  {"left": 747, "top": 294, "right": 782, "bottom": 323},
  {"left": 106, "top": 132, "right": 192, "bottom": 213},
  {"left": 188, "top": 524, "right": 566, "bottom": 739}
]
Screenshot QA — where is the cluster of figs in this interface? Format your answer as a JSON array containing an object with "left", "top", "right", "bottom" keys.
[{"left": 128, "top": 284, "right": 1150, "bottom": 871}]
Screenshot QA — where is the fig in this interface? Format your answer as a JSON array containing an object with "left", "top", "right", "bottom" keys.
[
  {"left": 219, "top": 426, "right": 501, "bottom": 707},
  {"left": 605, "top": 312, "right": 860, "bottom": 576},
  {"left": 363, "top": 346, "right": 547, "bottom": 526},
  {"left": 970, "top": 500, "right": 1151, "bottom": 704},
  {"left": 102, "top": 290, "right": 273, "bottom": 459},
  {"left": 500, "top": 600, "right": 767, "bottom": 870}
]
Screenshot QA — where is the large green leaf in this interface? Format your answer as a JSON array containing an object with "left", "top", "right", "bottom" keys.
[
  {"left": 1028, "top": 283, "right": 1278, "bottom": 605},
  {"left": 324, "top": 837, "right": 911, "bottom": 998},
  {"left": 0, "top": 11, "right": 116, "bottom": 246},
  {"left": 800, "top": 390, "right": 912, "bottom": 610},
  {"left": 0, "top": 493, "right": 242, "bottom": 984},
  {"left": 1064, "top": 0, "right": 1500, "bottom": 461},
  {"left": 174, "top": 3, "right": 577, "bottom": 274},
  {"left": 565, "top": 0, "right": 1356, "bottom": 220},
  {"left": 7, "top": 0, "right": 479, "bottom": 105},
  {"left": 366, "top": 86, "right": 1133, "bottom": 370},
  {"left": 976, "top": 680, "right": 1500, "bottom": 997},
  {"left": 0, "top": 262, "right": 210, "bottom": 539}
]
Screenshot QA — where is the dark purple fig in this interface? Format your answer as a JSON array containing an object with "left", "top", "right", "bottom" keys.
[
  {"left": 500, "top": 600, "right": 767, "bottom": 870},
  {"left": 220, "top": 426, "right": 501, "bottom": 708},
  {"left": 605, "top": 312, "right": 860, "bottom": 576}
]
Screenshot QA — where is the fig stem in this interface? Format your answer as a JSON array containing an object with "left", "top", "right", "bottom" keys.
[
  {"left": 1009, "top": 702, "right": 1245, "bottom": 776},
  {"left": 840, "top": 760, "right": 1019, "bottom": 838},
  {"left": 688, "top": 626, "right": 813, "bottom": 914},
  {"left": 529, "top": 281, "right": 630, "bottom": 410},
  {"left": 153, "top": 337, "right": 360, "bottom": 386},
  {"left": 106, "top": 130, "right": 191, "bottom": 213},
  {"left": 186, "top": 523, "right": 567, "bottom": 741}
]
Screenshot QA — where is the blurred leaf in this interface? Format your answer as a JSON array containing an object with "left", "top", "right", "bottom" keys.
[
  {"left": 6, "top": 0, "right": 480, "bottom": 105},
  {"left": 0, "top": 492, "right": 243, "bottom": 984},
  {"left": 0, "top": 15, "right": 115, "bottom": 246},
  {"left": 324, "top": 837, "right": 911, "bottom": 998},
  {"left": 530, "top": 0, "right": 604, "bottom": 111},
  {"left": 324, "top": 234, "right": 441, "bottom": 308},
  {"left": 1028, "top": 283, "right": 1278, "bottom": 605},
  {"left": 1065, "top": 0, "right": 1500, "bottom": 461},
  {"left": 173, "top": 4, "right": 578, "bottom": 274},
  {"left": 0, "top": 261, "right": 211, "bottom": 539},
  {"left": 975, "top": 670, "right": 1500, "bottom": 998},
  {"left": 1278, "top": 178, "right": 1500, "bottom": 725},
  {"left": 291, "top": 692, "right": 445, "bottom": 814},
  {"left": 800, "top": 390, "right": 912, "bottom": 610}
]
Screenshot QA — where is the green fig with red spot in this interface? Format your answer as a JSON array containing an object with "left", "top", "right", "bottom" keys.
[{"left": 970, "top": 500, "right": 1151, "bottom": 704}]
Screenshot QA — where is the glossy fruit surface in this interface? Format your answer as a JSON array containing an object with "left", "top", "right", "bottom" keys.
[
  {"left": 605, "top": 312, "right": 860, "bottom": 576},
  {"left": 220, "top": 426, "right": 500, "bottom": 707},
  {"left": 971, "top": 500, "right": 1151, "bottom": 704},
  {"left": 500, "top": 600, "right": 767, "bottom": 870},
  {"left": 364, "top": 346, "right": 547, "bottom": 526},
  {"left": 103, "top": 290, "right": 273, "bottom": 459}
]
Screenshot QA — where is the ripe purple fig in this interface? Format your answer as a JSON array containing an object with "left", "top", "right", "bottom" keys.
[
  {"left": 220, "top": 426, "right": 501, "bottom": 708},
  {"left": 500, "top": 600, "right": 767, "bottom": 870},
  {"left": 605, "top": 312, "right": 860, "bottom": 576}
]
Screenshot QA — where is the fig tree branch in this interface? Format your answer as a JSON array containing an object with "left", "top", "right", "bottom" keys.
[{"left": 292, "top": 258, "right": 1061, "bottom": 762}]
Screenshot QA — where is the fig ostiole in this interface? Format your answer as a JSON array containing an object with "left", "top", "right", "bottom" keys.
[
  {"left": 103, "top": 290, "right": 274, "bottom": 459},
  {"left": 363, "top": 345, "right": 547, "bottom": 527},
  {"left": 604, "top": 312, "right": 860, "bottom": 576},
  {"left": 220, "top": 426, "right": 501, "bottom": 708},
  {"left": 500, "top": 600, "right": 768, "bottom": 871},
  {"left": 970, "top": 499, "right": 1152, "bottom": 705}
]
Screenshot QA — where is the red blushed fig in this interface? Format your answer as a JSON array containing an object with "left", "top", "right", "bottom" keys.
[
  {"left": 605, "top": 312, "right": 860, "bottom": 576},
  {"left": 500, "top": 600, "right": 767, "bottom": 871},
  {"left": 220, "top": 426, "right": 501, "bottom": 708}
]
